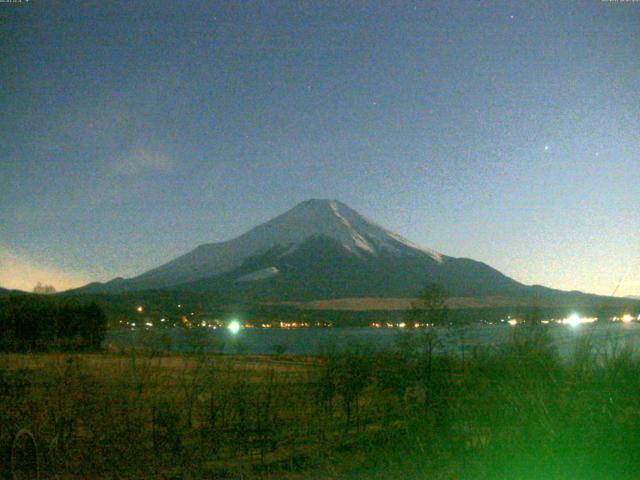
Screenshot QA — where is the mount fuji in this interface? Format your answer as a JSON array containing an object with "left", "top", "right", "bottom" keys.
[
  {"left": 77, "top": 200, "right": 525, "bottom": 299},
  {"left": 74, "top": 199, "right": 608, "bottom": 305}
]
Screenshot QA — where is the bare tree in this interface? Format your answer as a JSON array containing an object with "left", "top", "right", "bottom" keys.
[{"left": 411, "top": 283, "right": 449, "bottom": 327}]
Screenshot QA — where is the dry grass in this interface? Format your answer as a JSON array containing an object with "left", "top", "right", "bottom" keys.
[{"left": 3, "top": 328, "right": 640, "bottom": 479}]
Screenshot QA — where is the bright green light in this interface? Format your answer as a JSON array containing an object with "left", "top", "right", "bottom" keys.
[
  {"left": 228, "top": 320, "right": 241, "bottom": 334},
  {"left": 565, "top": 313, "right": 581, "bottom": 327}
]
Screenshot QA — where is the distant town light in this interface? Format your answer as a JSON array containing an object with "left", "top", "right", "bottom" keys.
[
  {"left": 622, "top": 314, "right": 633, "bottom": 323},
  {"left": 136, "top": 306, "right": 143, "bottom": 313},
  {"left": 228, "top": 320, "right": 241, "bottom": 334},
  {"left": 508, "top": 319, "right": 518, "bottom": 326}
]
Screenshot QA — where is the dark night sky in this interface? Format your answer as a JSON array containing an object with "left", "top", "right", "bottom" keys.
[{"left": 1, "top": 0, "right": 638, "bottom": 295}]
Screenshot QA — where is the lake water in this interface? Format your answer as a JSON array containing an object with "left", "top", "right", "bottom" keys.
[{"left": 105, "top": 322, "right": 640, "bottom": 357}]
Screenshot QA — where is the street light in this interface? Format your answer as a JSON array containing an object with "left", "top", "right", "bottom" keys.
[{"left": 228, "top": 320, "right": 241, "bottom": 334}]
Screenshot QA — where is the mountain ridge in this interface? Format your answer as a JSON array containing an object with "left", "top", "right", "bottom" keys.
[{"left": 72, "top": 199, "right": 626, "bottom": 307}]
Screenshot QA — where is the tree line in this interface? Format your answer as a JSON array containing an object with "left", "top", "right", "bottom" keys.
[{"left": 0, "top": 294, "right": 107, "bottom": 351}]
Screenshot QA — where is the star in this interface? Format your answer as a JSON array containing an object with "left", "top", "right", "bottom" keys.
[{"left": 544, "top": 145, "right": 550, "bottom": 151}]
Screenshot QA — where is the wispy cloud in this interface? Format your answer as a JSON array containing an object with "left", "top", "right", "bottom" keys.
[
  {"left": 37, "top": 73, "right": 177, "bottom": 182},
  {"left": 0, "top": 245, "right": 93, "bottom": 292},
  {"left": 112, "top": 147, "right": 173, "bottom": 176}
]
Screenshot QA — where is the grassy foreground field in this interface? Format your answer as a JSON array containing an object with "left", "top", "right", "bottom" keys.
[{"left": 3, "top": 326, "right": 640, "bottom": 479}]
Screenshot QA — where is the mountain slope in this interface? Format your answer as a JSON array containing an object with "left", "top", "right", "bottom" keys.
[
  {"left": 74, "top": 199, "right": 591, "bottom": 304},
  {"left": 136, "top": 199, "right": 444, "bottom": 288},
  {"left": 171, "top": 235, "right": 528, "bottom": 302},
  {"left": 79, "top": 199, "right": 448, "bottom": 293}
]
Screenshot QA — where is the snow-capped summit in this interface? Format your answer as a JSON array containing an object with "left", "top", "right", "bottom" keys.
[
  {"left": 120, "top": 199, "right": 442, "bottom": 289},
  {"left": 229, "top": 199, "right": 442, "bottom": 260}
]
